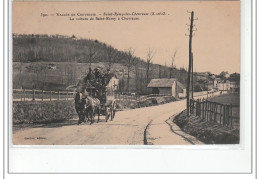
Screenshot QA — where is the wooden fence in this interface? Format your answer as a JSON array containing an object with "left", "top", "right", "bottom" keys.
[
  {"left": 189, "top": 99, "right": 240, "bottom": 128},
  {"left": 114, "top": 93, "right": 172, "bottom": 103},
  {"left": 13, "top": 89, "right": 75, "bottom": 102},
  {"left": 13, "top": 89, "right": 173, "bottom": 105}
]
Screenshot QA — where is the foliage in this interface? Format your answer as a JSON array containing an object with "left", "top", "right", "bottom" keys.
[
  {"left": 13, "top": 101, "right": 77, "bottom": 124},
  {"left": 174, "top": 110, "right": 239, "bottom": 144},
  {"left": 13, "top": 34, "right": 134, "bottom": 64},
  {"left": 228, "top": 73, "right": 240, "bottom": 84},
  {"left": 13, "top": 34, "right": 189, "bottom": 93},
  {"left": 219, "top": 71, "right": 229, "bottom": 81}
]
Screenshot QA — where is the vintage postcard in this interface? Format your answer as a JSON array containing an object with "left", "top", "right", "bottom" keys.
[{"left": 12, "top": 1, "right": 240, "bottom": 145}]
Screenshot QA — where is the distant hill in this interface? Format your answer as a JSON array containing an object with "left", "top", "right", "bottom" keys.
[
  {"left": 13, "top": 34, "right": 188, "bottom": 93},
  {"left": 13, "top": 33, "right": 141, "bottom": 64}
]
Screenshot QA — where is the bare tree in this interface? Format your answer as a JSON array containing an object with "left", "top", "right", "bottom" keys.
[
  {"left": 146, "top": 48, "right": 155, "bottom": 85},
  {"left": 125, "top": 48, "right": 135, "bottom": 94},
  {"left": 163, "top": 60, "right": 168, "bottom": 78},
  {"left": 86, "top": 44, "right": 97, "bottom": 69},
  {"left": 169, "top": 49, "right": 177, "bottom": 78},
  {"left": 133, "top": 57, "right": 140, "bottom": 93},
  {"left": 106, "top": 45, "right": 118, "bottom": 71},
  {"left": 158, "top": 65, "right": 162, "bottom": 78}
]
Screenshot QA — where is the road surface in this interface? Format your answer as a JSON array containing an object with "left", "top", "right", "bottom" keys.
[{"left": 12, "top": 99, "right": 202, "bottom": 145}]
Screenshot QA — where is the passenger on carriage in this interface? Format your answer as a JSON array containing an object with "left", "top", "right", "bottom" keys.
[{"left": 84, "top": 67, "right": 94, "bottom": 83}]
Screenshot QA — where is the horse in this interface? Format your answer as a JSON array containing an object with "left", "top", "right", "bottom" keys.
[
  {"left": 84, "top": 96, "right": 101, "bottom": 124},
  {"left": 74, "top": 91, "right": 86, "bottom": 125}
]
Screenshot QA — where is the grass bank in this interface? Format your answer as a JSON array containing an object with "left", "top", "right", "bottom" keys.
[
  {"left": 173, "top": 110, "right": 239, "bottom": 144},
  {"left": 117, "top": 96, "right": 176, "bottom": 110},
  {"left": 13, "top": 100, "right": 77, "bottom": 124}
]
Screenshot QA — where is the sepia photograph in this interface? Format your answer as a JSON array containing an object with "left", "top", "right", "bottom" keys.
[{"left": 12, "top": 1, "right": 240, "bottom": 145}]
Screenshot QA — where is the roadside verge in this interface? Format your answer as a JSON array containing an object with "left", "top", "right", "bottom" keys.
[{"left": 145, "top": 113, "right": 204, "bottom": 145}]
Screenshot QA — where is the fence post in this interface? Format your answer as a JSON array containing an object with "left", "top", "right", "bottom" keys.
[
  {"left": 227, "top": 105, "right": 230, "bottom": 126},
  {"left": 50, "top": 91, "right": 52, "bottom": 101},
  {"left": 189, "top": 99, "right": 191, "bottom": 114},
  {"left": 208, "top": 102, "right": 211, "bottom": 121},
  {"left": 207, "top": 101, "right": 210, "bottom": 121},
  {"left": 190, "top": 99, "right": 192, "bottom": 115},
  {"left": 42, "top": 90, "right": 44, "bottom": 101},
  {"left": 202, "top": 101, "right": 204, "bottom": 120},
  {"left": 223, "top": 105, "right": 226, "bottom": 126},
  {"left": 210, "top": 102, "right": 214, "bottom": 121},
  {"left": 230, "top": 104, "right": 233, "bottom": 128},
  {"left": 32, "top": 89, "right": 35, "bottom": 101},
  {"left": 196, "top": 99, "right": 198, "bottom": 116},
  {"left": 193, "top": 99, "right": 195, "bottom": 114},
  {"left": 206, "top": 101, "right": 208, "bottom": 121},
  {"left": 214, "top": 103, "right": 217, "bottom": 122},
  {"left": 205, "top": 101, "right": 207, "bottom": 121},
  {"left": 220, "top": 104, "right": 222, "bottom": 125},
  {"left": 209, "top": 102, "right": 211, "bottom": 121},
  {"left": 23, "top": 89, "right": 25, "bottom": 101}
]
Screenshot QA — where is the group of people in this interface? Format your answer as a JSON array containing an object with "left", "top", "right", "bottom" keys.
[
  {"left": 83, "top": 67, "right": 114, "bottom": 88},
  {"left": 74, "top": 67, "right": 116, "bottom": 124},
  {"left": 74, "top": 67, "right": 115, "bottom": 104}
]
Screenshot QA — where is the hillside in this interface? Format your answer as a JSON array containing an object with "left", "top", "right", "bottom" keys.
[{"left": 13, "top": 34, "right": 188, "bottom": 93}]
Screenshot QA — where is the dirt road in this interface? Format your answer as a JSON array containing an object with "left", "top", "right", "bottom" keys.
[{"left": 12, "top": 99, "right": 199, "bottom": 145}]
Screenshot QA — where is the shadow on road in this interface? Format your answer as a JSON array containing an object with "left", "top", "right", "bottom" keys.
[{"left": 12, "top": 116, "right": 121, "bottom": 133}]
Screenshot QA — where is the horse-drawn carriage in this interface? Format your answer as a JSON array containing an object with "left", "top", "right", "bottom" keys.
[{"left": 74, "top": 72, "right": 119, "bottom": 125}]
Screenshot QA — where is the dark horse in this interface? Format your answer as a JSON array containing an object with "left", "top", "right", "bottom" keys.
[
  {"left": 75, "top": 92, "right": 86, "bottom": 125},
  {"left": 75, "top": 92, "right": 100, "bottom": 125}
]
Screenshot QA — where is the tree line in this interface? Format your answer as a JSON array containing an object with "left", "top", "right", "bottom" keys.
[{"left": 13, "top": 34, "right": 190, "bottom": 94}]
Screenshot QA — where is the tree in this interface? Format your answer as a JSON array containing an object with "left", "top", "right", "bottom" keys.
[
  {"left": 133, "top": 57, "right": 140, "bottom": 93},
  {"left": 158, "top": 65, "right": 162, "bottom": 78},
  {"left": 146, "top": 48, "right": 155, "bottom": 86},
  {"left": 87, "top": 45, "right": 97, "bottom": 68},
  {"left": 228, "top": 73, "right": 240, "bottom": 86},
  {"left": 169, "top": 50, "right": 177, "bottom": 78},
  {"left": 219, "top": 71, "right": 229, "bottom": 82},
  {"left": 106, "top": 45, "right": 118, "bottom": 71},
  {"left": 125, "top": 48, "right": 135, "bottom": 94}
]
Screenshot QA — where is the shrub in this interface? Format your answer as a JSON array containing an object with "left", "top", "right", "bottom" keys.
[
  {"left": 13, "top": 101, "right": 77, "bottom": 124},
  {"left": 174, "top": 110, "right": 239, "bottom": 144}
]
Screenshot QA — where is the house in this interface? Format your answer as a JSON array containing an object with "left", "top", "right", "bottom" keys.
[
  {"left": 147, "top": 78, "right": 186, "bottom": 98},
  {"left": 106, "top": 75, "right": 119, "bottom": 91}
]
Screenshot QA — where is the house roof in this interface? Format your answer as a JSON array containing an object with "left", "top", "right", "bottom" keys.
[{"left": 147, "top": 78, "right": 185, "bottom": 89}]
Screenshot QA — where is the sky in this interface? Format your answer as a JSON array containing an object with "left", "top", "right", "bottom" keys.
[{"left": 12, "top": 1, "right": 240, "bottom": 74}]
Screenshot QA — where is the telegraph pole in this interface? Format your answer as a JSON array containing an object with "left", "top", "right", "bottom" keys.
[
  {"left": 186, "top": 11, "right": 197, "bottom": 117},
  {"left": 191, "top": 53, "right": 194, "bottom": 99}
]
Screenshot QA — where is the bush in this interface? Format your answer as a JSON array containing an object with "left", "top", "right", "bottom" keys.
[
  {"left": 174, "top": 110, "right": 239, "bottom": 144},
  {"left": 13, "top": 101, "right": 77, "bottom": 124}
]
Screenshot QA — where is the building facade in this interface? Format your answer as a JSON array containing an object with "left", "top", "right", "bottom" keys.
[{"left": 147, "top": 78, "right": 186, "bottom": 98}]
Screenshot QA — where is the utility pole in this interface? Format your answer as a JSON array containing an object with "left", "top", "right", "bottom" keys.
[
  {"left": 191, "top": 53, "right": 194, "bottom": 99},
  {"left": 185, "top": 11, "right": 197, "bottom": 117},
  {"left": 207, "top": 74, "right": 209, "bottom": 98}
]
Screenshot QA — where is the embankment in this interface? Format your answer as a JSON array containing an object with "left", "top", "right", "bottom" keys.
[{"left": 173, "top": 110, "right": 239, "bottom": 144}]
